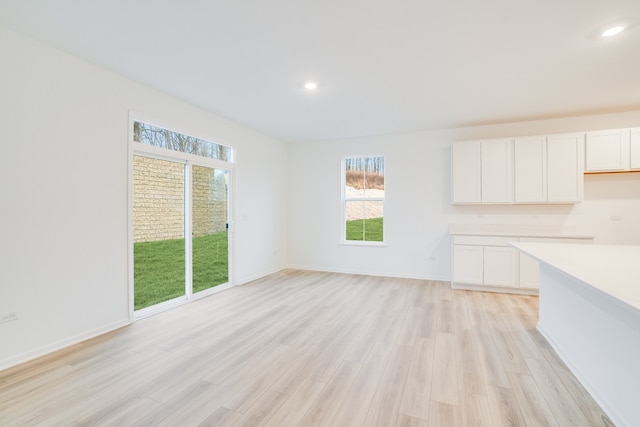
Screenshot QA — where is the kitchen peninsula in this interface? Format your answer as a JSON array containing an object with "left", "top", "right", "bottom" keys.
[{"left": 511, "top": 242, "right": 640, "bottom": 427}]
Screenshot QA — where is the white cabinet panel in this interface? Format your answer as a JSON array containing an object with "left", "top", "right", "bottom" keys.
[
  {"left": 452, "top": 234, "right": 593, "bottom": 293},
  {"left": 547, "top": 134, "right": 583, "bottom": 203},
  {"left": 514, "top": 136, "right": 546, "bottom": 203},
  {"left": 481, "top": 139, "right": 513, "bottom": 203},
  {"left": 453, "top": 245, "right": 483, "bottom": 284},
  {"left": 483, "top": 246, "right": 517, "bottom": 287},
  {"left": 519, "top": 253, "right": 540, "bottom": 289},
  {"left": 585, "top": 129, "right": 630, "bottom": 172},
  {"left": 631, "top": 128, "right": 640, "bottom": 170},
  {"left": 452, "top": 141, "right": 481, "bottom": 204},
  {"left": 452, "top": 132, "right": 584, "bottom": 205}
]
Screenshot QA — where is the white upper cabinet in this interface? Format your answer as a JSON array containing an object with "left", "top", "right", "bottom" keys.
[
  {"left": 547, "top": 133, "right": 584, "bottom": 203},
  {"left": 451, "top": 139, "right": 512, "bottom": 204},
  {"left": 630, "top": 128, "right": 640, "bottom": 170},
  {"left": 514, "top": 136, "right": 546, "bottom": 203},
  {"left": 515, "top": 134, "right": 583, "bottom": 204},
  {"left": 452, "top": 132, "right": 584, "bottom": 205},
  {"left": 451, "top": 141, "right": 481, "bottom": 203},
  {"left": 585, "top": 129, "right": 630, "bottom": 172},
  {"left": 481, "top": 139, "right": 514, "bottom": 203}
]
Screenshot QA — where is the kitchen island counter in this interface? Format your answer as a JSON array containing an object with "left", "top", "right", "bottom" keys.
[{"left": 511, "top": 242, "right": 640, "bottom": 427}]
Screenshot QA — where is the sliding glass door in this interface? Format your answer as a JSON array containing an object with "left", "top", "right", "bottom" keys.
[
  {"left": 131, "top": 120, "right": 234, "bottom": 316},
  {"left": 133, "top": 156, "right": 186, "bottom": 310},
  {"left": 191, "top": 166, "right": 229, "bottom": 294},
  {"left": 132, "top": 156, "right": 231, "bottom": 314}
]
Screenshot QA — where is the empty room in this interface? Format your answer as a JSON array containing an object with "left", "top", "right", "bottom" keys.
[{"left": 1, "top": 0, "right": 639, "bottom": 426}]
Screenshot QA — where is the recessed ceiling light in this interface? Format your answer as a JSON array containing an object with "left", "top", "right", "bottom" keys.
[
  {"left": 304, "top": 81, "right": 318, "bottom": 90},
  {"left": 602, "top": 26, "right": 624, "bottom": 37}
]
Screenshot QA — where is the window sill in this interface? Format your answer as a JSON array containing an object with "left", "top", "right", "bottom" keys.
[{"left": 340, "top": 241, "right": 387, "bottom": 247}]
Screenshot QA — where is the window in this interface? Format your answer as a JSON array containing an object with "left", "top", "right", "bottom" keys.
[
  {"left": 342, "top": 155, "right": 384, "bottom": 243},
  {"left": 133, "top": 120, "right": 233, "bottom": 162}
]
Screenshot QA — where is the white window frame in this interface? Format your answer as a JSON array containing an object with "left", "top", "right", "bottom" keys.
[
  {"left": 127, "top": 113, "right": 236, "bottom": 321},
  {"left": 341, "top": 155, "right": 385, "bottom": 246}
]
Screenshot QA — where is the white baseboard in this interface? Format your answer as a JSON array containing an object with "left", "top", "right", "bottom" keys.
[
  {"left": 235, "top": 266, "right": 290, "bottom": 286},
  {"left": 0, "top": 319, "right": 130, "bottom": 373},
  {"left": 285, "top": 264, "right": 449, "bottom": 282}
]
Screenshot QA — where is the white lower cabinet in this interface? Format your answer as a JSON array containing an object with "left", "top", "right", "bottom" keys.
[
  {"left": 452, "top": 234, "right": 593, "bottom": 293},
  {"left": 630, "top": 127, "right": 640, "bottom": 170},
  {"left": 452, "top": 245, "right": 483, "bottom": 284},
  {"left": 483, "top": 246, "right": 518, "bottom": 287},
  {"left": 518, "top": 252, "right": 540, "bottom": 289},
  {"left": 452, "top": 236, "right": 518, "bottom": 290}
]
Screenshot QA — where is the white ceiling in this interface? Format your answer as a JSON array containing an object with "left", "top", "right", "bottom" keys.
[{"left": 1, "top": 0, "right": 639, "bottom": 143}]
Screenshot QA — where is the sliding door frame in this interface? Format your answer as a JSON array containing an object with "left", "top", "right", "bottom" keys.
[{"left": 127, "top": 115, "right": 235, "bottom": 321}]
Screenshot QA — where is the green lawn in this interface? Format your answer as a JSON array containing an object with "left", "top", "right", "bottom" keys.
[
  {"left": 134, "top": 232, "right": 228, "bottom": 310},
  {"left": 134, "top": 219, "right": 379, "bottom": 310},
  {"left": 346, "top": 217, "right": 383, "bottom": 242}
]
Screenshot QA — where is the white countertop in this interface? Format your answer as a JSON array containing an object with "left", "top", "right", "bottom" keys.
[
  {"left": 449, "top": 224, "right": 593, "bottom": 239},
  {"left": 512, "top": 242, "right": 640, "bottom": 312},
  {"left": 448, "top": 224, "right": 593, "bottom": 239}
]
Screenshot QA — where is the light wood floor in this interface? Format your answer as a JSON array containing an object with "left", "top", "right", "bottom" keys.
[{"left": 0, "top": 270, "right": 614, "bottom": 426}]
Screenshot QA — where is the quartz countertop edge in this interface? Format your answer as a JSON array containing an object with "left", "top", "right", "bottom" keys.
[
  {"left": 448, "top": 224, "right": 594, "bottom": 239},
  {"left": 511, "top": 242, "right": 640, "bottom": 314}
]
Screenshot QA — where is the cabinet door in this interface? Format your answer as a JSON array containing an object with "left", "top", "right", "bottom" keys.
[
  {"left": 481, "top": 139, "right": 513, "bottom": 203},
  {"left": 631, "top": 128, "right": 640, "bottom": 170},
  {"left": 519, "top": 253, "right": 540, "bottom": 289},
  {"left": 453, "top": 245, "right": 483, "bottom": 284},
  {"left": 585, "top": 129, "right": 630, "bottom": 171},
  {"left": 483, "top": 246, "right": 517, "bottom": 287},
  {"left": 547, "top": 134, "right": 584, "bottom": 202},
  {"left": 452, "top": 142, "right": 481, "bottom": 204},
  {"left": 514, "top": 136, "right": 547, "bottom": 203}
]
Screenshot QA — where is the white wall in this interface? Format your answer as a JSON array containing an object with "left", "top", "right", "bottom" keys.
[
  {"left": 0, "top": 26, "right": 288, "bottom": 370},
  {"left": 287, "top": 111, "right": 640, "bottom": 279}
]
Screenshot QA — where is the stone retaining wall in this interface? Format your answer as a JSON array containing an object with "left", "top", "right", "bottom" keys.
[{"left": 133, "top": 156, "right": 227, "bottom": 243}]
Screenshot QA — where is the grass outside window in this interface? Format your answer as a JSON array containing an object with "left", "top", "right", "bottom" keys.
[{"left": 345, "top": 217, "right": 383, "bottom": 242}]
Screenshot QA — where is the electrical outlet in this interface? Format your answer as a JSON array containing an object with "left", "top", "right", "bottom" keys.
[{"left": 0, "top": 312, "right": 18, "bottom": 324}]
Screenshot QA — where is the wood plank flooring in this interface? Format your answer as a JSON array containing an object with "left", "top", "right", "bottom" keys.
[{"left": 0, "top": 270, "right": 615, "bottom": 426}]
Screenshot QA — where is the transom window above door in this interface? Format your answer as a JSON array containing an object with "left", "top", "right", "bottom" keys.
[{"left": 134, "top": 120, "right": 234, "bottom": 162}]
